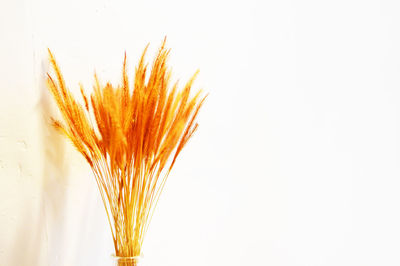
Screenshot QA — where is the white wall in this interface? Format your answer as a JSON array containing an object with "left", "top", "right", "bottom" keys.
[{"left": 2, "top": 0, "right": 400, "bottom": 265}]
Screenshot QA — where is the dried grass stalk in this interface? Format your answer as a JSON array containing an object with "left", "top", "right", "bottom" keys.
[{"left": 47, "top": 39, "right": 206, "bottom": 258}]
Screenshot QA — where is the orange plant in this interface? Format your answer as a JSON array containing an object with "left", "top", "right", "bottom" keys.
[{"left": 47, "top": 39, "right": 206, "bottom": 258}]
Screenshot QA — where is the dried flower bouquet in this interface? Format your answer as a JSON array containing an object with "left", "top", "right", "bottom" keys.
[{"left": 46, "top": 39, "right": 206, "bottom": 262}]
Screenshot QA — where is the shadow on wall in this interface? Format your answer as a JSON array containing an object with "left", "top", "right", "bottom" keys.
[
  {"left": 9, "top": 59, "right": 70, "bottom": 266},
  {"left": 38, "top": 58, "right": 72, "bottom": 266}
]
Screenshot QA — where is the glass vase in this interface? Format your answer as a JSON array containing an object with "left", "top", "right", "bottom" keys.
[{"left": 112, "top": 254, "right": 143, "bottom": 266}]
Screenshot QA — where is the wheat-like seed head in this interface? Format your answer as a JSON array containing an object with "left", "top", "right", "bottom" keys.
[{"left": 47, "top": 39, "right": 206, "bottom": 257}]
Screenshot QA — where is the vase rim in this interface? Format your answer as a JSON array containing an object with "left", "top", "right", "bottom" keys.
[{"left": 111, "top": 254, "right": 143, "bottom": 259}]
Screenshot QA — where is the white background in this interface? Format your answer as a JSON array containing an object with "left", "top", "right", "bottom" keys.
[{"left": 1, "top": 0, "right": 400, "bottom": 265}]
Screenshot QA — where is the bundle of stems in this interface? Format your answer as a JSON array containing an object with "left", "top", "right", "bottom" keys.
[{"left": 46, "top": 40, "right": 206, "bottom": 260}]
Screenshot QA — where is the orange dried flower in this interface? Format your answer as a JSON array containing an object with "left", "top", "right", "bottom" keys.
[{"left": 47, "top": 39, "right": 206, "bottom": 257}]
